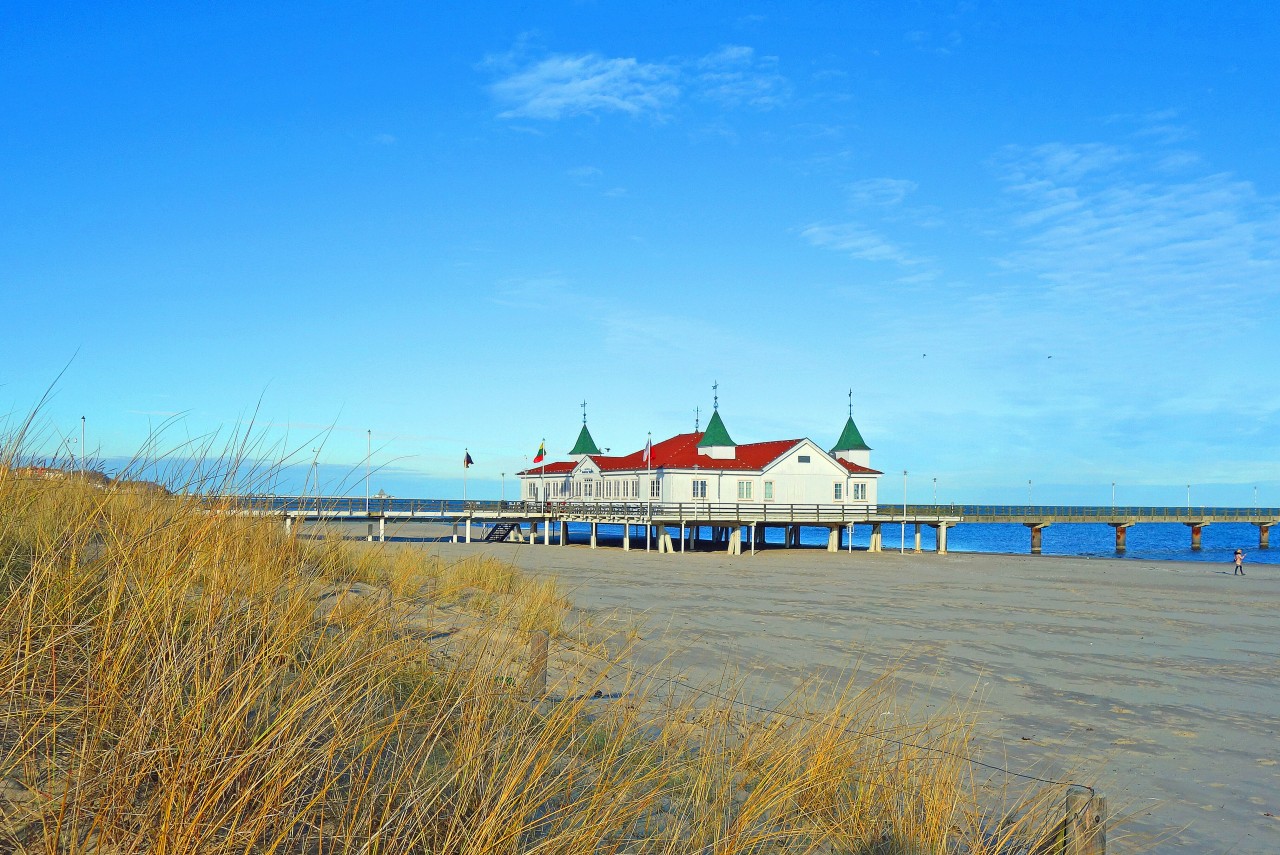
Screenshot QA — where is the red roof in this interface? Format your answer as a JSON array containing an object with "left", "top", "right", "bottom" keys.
[
  {"left": 516, "top": 460, "right": 576, "bottom": 476},
  {"left": 523, "top": 432, "right": 823, "bottom": 475},
  {"left": 835, "top": 458, "right": 883, "bottom": 476},
  {"left": 519, "top": 431, "right": 883, "bottom": 476}
]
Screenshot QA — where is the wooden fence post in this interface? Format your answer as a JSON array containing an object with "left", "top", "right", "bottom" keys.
[
  {"left": 1064, "top": 786, "right": 1106, "bottom": 855},
  {"left": 528, "top": 630, "right": 549, "bottom": 699}
]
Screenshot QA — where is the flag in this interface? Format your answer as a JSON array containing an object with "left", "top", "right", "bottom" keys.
[
  {"left": 463, "top": 450, "right": 474, "bottom": 468},
  {"left": 533, "top": 440, "right": 546, "bottom": 464},
  {"left": 643, "top": 436, "right": 652, "bottom": 464}
]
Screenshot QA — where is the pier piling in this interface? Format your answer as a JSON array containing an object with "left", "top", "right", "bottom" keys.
[
  {"left": 1027, "top": 523, "right": 1048, "bottom": 554},
  {"left": 1110, "top": 523, "right": 1128, "bottom": 552},
  {"left": 1186, "top": 523, "right": 1203, "bottom": 550}
]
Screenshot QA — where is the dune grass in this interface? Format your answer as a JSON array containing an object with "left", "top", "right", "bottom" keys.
[{"left": 0, "top": 465, "right": 1070, "bottom": 854}]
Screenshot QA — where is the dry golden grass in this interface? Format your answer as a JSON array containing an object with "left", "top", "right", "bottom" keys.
[{"left": 0, "top": 463, "right": 1071, "bottom": 854}]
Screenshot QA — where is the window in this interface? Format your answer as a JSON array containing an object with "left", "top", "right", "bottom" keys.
[
  {"left": 528, "top": 482, "right": 537, "bottom": 498},
  {"left": 798, "top": 455, "right": 811, "bottom": 463},
  {"left": 584, "top": 481, "right": 593, "bottom": 498},
  {"left": 833, "top": 482, "right": 843, "bottom": 501},
  {"left": 692, "top": 480, "right": 707, "bottom": 499},
  {"left": 737, "top": 480, "right": 753, "bottom": 500},
  {"left": 633, "top": 479, "right": 640, "bottom": 497},
  {"left": 764, "top": 481, "right": 774, "bottom": 501},
  {"left": 650, "top": 479, "right": 661, "bottom": 499},
  {"left": 853, "top": 483, "right": 867, "bottom": 500}
]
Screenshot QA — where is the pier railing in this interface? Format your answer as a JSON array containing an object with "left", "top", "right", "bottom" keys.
[{"left": 223, "top": 496, "right": 1279, "bottom": 525}]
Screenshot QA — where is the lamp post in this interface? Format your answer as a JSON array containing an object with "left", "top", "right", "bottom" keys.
[
  {"left": 1027, "top": 479, "right": 1033, "bottom": 507},
  {"left": 901, "top": 470, "right": 907, "bottom": 554},
  {"left": 932, "top": 477, "right": 937, "bottom": 506},
  {"left": 501, "top": 472, "right": 506, "bottom": 506},
  {"left": 80, "top": 416, "right": 86, "bottom": 472},
  {"left": 1111, "top": 481, "right": 1115, "bottom": 510},
  {"left": 1187, "top": 484, "right": 1191, "bottom": 511},
  {"left": 365, "top": 429, "right": 371, "bottom": 514},
  {"left": 1254, "top": 485, "right": 1258, "bottom": 510}
]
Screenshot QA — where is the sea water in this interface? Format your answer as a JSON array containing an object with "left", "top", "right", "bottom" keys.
[{"left": 556, "top": 521, "right": 1278, "bottom": 565}]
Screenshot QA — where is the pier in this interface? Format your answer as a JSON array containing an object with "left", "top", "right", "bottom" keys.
[{"left": 237, "top": 497, "right": 1279, "bottom": 555}]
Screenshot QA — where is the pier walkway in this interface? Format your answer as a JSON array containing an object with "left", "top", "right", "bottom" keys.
[{"left": 233, "top": 497, "right": 1279, "bottom": 555}]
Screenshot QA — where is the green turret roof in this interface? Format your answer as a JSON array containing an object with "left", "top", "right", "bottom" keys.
[
  {"left": 697, "top": 410, "right": 736, "bottom": 447},
  {"left": 569, "top": 424, "right": 602, "bottom": 456},
  {"left": 832, "top": 416, "right": 871, "bottom": 452}
]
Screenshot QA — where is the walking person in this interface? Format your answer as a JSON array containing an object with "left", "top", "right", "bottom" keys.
[{"left": 1234, "top": 548, "right": 1245, "bottom": 575}]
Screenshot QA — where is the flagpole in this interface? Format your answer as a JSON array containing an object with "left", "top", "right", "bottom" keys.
[
  {"left": 463, "top": 449, "right": 468, "bottom": 505},
  {"left": 646, "top": 431, "right": 652, "bottom": 552}
]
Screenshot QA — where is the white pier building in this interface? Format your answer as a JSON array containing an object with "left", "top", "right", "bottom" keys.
[{"left": 518, "top": 404, "right": 881, "bottom": 509}]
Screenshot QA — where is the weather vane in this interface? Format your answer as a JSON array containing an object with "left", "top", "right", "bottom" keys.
[
  {"left": 695, "top": 406, "right": 700, "bottom": 432},
  {"left": 713, "top": 380, "right": 719, "bottom": 411},
  {"left": 581, "top": 399, "right": 587, "bottom": 425},
  {"left": 848, "top": 387, "right": 853, "bottom": 418}
]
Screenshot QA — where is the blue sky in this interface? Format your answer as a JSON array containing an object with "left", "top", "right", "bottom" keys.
[{"left": 3, "top": 1, "right": 1278, "bottom": 505}]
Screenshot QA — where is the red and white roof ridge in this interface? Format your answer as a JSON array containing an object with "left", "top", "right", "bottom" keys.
[{"left": 519, "top": 431, "right": 882, "bottom": 476}]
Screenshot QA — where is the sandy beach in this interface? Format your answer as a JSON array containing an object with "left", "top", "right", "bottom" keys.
[{"left": 408, "top": 538, "right": 1278, "bottom": 854}]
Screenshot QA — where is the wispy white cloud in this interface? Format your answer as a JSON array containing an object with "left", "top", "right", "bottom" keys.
[
  {"left": 994, "top": 141, "right": 1280, "bottom": 322},
  {"left": 799, "top": 222, "right": 920, "bottom": 265},
  {"left": 488, "top": 43, "right": 791, "bottom": 121},
  {"left": 693, "top": 45, "right": 790, "bottom": 110},
  {"left": 847, "top": 177, "right": 918, "bottom": 207},
  {"left": 905, "top": 29, "right": 962, "bottom": 56},
  {"left": 567, "top": 165, "right": 602, "bottom": 184},
  {"left": 490, "top": 53, "right": 679, "bottom": 120},
  {"left": 490, "top": 275, "right": 576, "bottom": 308}
]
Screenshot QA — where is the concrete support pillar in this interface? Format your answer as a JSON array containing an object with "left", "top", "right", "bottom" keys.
[
  {"left": 728, "top": 528, "right": 742, "bottom": 555},
  {"left": 543, "top": 520, "right": 551, "bottom": 546},
  {"left": 656, "top": 524, "right": 673, "bottom": 553},
  {"left": 623, "top": 522, "right": 631, "bottom": 551},
  {"left": 379, "top": 516, "right": 386, "bottom": 543},
  {"left": 827, "top": 526, "right": 840, "bottom": 552},
  {"left": 1259, "top": 523, "right": 1271, "bottom": 549},
  {"left": 451, "top": 522, "right": 458, "bottom": 543},
  {"left": 869, "top": 523, "right": 882, "bottom": 552},
  {"left": 558, "top": 521, "right": 567, "bottom": 546},
  {"left": 284, "top": 515, "right": 293, "bottom": 536},
  {"left": 914, "top": 523, "right": 922, "bottom": 553},
  {"left": 1187, "top": 523, "right": 1204, "bottom": 551},
  {"left": 1027, "top": 523, "right": 1048, "bottom": 554},
  {"left": 590, "top": 521, "right": 598, "bottom": 549},
  {"left": 934, "top": 522, "right": 948, "bottom": 555},
  {"left": 464, "top": 519, "right": 471, "bottom": 544},
  {"left": 1111, "top": 523, "right": 1129, "bottom": 552}
]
